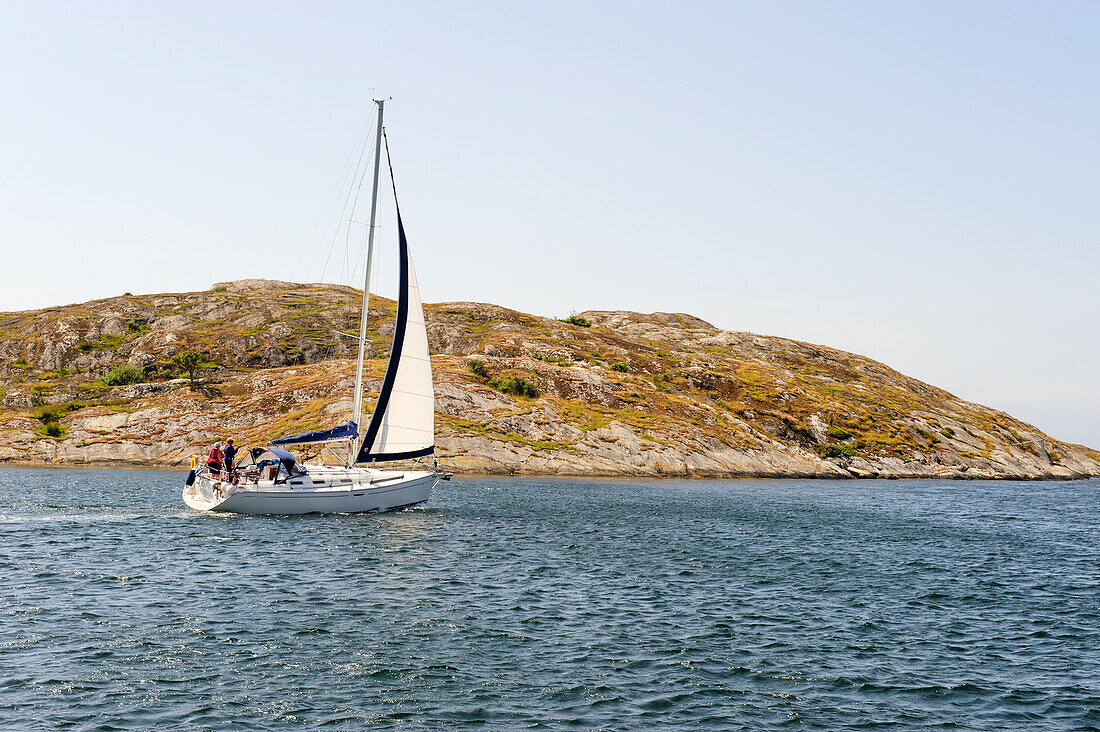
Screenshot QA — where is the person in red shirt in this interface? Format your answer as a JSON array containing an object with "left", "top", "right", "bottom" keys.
[{"left": 206, "top": 441, "right": 224, "bottom": 477}]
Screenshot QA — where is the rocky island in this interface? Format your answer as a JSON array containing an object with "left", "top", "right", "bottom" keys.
[{"left": 1, "top": 279, "right": 1097, "bottom": 479}]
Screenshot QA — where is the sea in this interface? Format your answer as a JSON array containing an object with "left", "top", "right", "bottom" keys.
[{"left": 0, "top": 468, "right": 1097, "bottom": 730}]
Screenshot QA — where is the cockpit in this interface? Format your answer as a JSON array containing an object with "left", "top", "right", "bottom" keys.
[{"left": 246, "top": 447, "right": 308, "bottom": 484}]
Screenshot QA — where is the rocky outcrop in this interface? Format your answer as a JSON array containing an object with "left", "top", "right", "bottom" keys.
[{"left": 1, "top": 282, "right": 1098, "bottom": 479}]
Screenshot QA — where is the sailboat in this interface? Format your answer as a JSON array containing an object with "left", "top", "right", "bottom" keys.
[{"left": 183, "top": 100, "right": 446, "bottom": 514}]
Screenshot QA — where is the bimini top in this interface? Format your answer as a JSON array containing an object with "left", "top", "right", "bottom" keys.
[
  {"left": 270, "top": 420, "right": 358, "bottom": 447},
  {"left": 250, "top": 446, "right": 299, "bottom": 469}
]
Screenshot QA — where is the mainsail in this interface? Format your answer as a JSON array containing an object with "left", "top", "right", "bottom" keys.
[{"left": 355, "top": 211, "right": 435, "bottom": 463}]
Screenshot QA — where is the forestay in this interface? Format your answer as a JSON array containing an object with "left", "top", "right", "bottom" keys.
[{"left": 355, "top": 212, "right": 435, "bottom": 463}]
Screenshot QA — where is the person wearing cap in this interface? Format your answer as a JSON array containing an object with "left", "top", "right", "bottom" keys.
[{"left": 223, "top": 438, "right": 238, "bottom": 477}]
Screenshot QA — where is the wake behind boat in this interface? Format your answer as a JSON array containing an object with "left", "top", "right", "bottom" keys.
[{"left": 183, "top": 99, "right": 447, "bottom": 514}]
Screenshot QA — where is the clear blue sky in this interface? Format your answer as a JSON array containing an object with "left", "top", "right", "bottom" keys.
[{"left": 1, "top": 1, "right": 1097, "bottom": 448}]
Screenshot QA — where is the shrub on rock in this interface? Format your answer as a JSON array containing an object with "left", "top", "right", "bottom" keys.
[{"left": 101, "top": 364, "right": 144, "bottom": 387}]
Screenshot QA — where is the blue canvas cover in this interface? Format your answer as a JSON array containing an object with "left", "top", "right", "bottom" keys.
[
  {"left": 270, "top": 421, "right": 358, "bottom": 447},
  {"left": 267, "top": 448, "right": 299, "bottom": 464}
]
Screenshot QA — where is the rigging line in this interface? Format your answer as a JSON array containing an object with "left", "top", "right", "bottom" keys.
[
  {"left": 309, "top": 155, "right": 361, "bottom": 283},
  {"left": 319, "top": 121, "right": 376, "bottom": 284},
  {"left": 291, "top": 117, "right": 373, "bottom": 282},
  {"left": 334, "top": 133, "right": 376, "bottom": 284},
  {"left": 342, "top": 127, "right": 376, "bottom": 287},
  {"left": 318, "top": 130, "right": 372, "bottom": 284},
  {"left": 350, "top": 224, "right": 370, "bottom": 290},
  {"left": 342, "top": 163, "right": 376, "bottom": 287},
  {"left": 304, "top": 119, "right": 374, "bottom": 282}
]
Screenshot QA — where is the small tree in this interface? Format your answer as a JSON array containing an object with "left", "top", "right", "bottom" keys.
[{"left": 173, "top": 350, "right": 205, "bottom": 384}]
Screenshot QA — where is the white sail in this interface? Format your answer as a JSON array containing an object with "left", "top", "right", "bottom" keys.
[{"left": 356, "top": 214, "right": 435, "bottom": 462}]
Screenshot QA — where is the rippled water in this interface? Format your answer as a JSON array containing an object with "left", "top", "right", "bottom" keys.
[{"left": 1, "top": 469, "right": 1098, "bottom": 729}]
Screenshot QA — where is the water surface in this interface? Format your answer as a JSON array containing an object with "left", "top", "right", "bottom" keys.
[{"left": 1, "top": 468, "right": 1098, "bottom": 729}]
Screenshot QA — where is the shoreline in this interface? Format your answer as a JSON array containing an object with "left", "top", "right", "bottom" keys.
[{"left": 0, "top": 459, "right": 1094, "bottom": 481}]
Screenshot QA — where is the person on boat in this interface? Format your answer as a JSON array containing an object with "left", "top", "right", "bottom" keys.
[
  {"left": 223, "top": 438, "right": 238, "bottom": 477},
  {"left": 206, "top": 441, "right": 223, "bottom": 477}
]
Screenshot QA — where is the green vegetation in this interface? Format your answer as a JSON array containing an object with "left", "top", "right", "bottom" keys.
[
  {"left": 533, "top": 354, "right": 573, "bottom": 367},
  {"left": 783, "top": 418, "right": 815, "bottom": 442},
  {"left": 35, "top": 402, "right": 84, "bottom": 423},
  {"left": 141, "top": 362, "right": 175, "bottom": 381},
  {"left": 610, "top": 362, "right": 629, "bottom": 373},
  {"left": 557, "top": 401, "right": 612, "bottom": 431},
  {"left": 126, "top": 319, "right": 150, "bottom": 337},
  {"left": 827, "top": 425, "right": 852, "bottom": 440},
  {"left": 941, "top": 427, "right": 955, "bottom": 438},
  {"left": 490, "top": 375, "right": 539, "bottom": 398},
  {"left": 441, "top": 412, "right": 583, "bottom": 454},
  {"left": 914, "top": 427, "right": 940, "bottom": 445},
  {"left": 77, "top": 333, "right": 125, "bottom": 352},
  {"left": 466, "top": 358, "right": 538, "bottom": 397},
  {"left": 34, "top": 408, "right": 58, "bottom": 423},
  {"left": 815, "top": 443, "right": 857, "bottom": 458},
  {"left": 560, "top": 314, "right": 592, "bottom": 327},
  {"left": 38, "top": 367, "right": 72, "bottom": 380},
  {"left": 32, "top": 401, "right": 83, "bottom": 439},
  {"left": 172, "top": 350, "right": 206, "bottom": 384},
  {"left": 468, "top": 359, "right": 489, "bottom": 380},
  {"left": 652, "top": 373, "right": 674, "bottom": 393},
  {"left": 101, "top": 364, "right": 145, "bottom": 387}
]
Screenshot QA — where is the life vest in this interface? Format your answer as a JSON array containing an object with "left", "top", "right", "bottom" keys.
[{"left": 207, "top": 448, "right": 222, "bottom": 466}]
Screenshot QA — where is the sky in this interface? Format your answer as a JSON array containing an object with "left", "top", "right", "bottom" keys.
[{"left": 1, "top": 1, "right": 1097, "bottom": 448}]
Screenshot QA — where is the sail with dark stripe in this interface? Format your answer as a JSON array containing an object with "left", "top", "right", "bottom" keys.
[{"left": 355, "top": 212, "right": 435, "bottom": 463}]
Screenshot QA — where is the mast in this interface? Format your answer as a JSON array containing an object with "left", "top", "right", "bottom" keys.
[{"left": 349, "top": 98, "right": 386, "bottom": 464}]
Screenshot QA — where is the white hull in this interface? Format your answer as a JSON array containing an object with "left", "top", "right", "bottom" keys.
[{"left": 183, "top": 465, "right": 438, "bottom": 514}]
